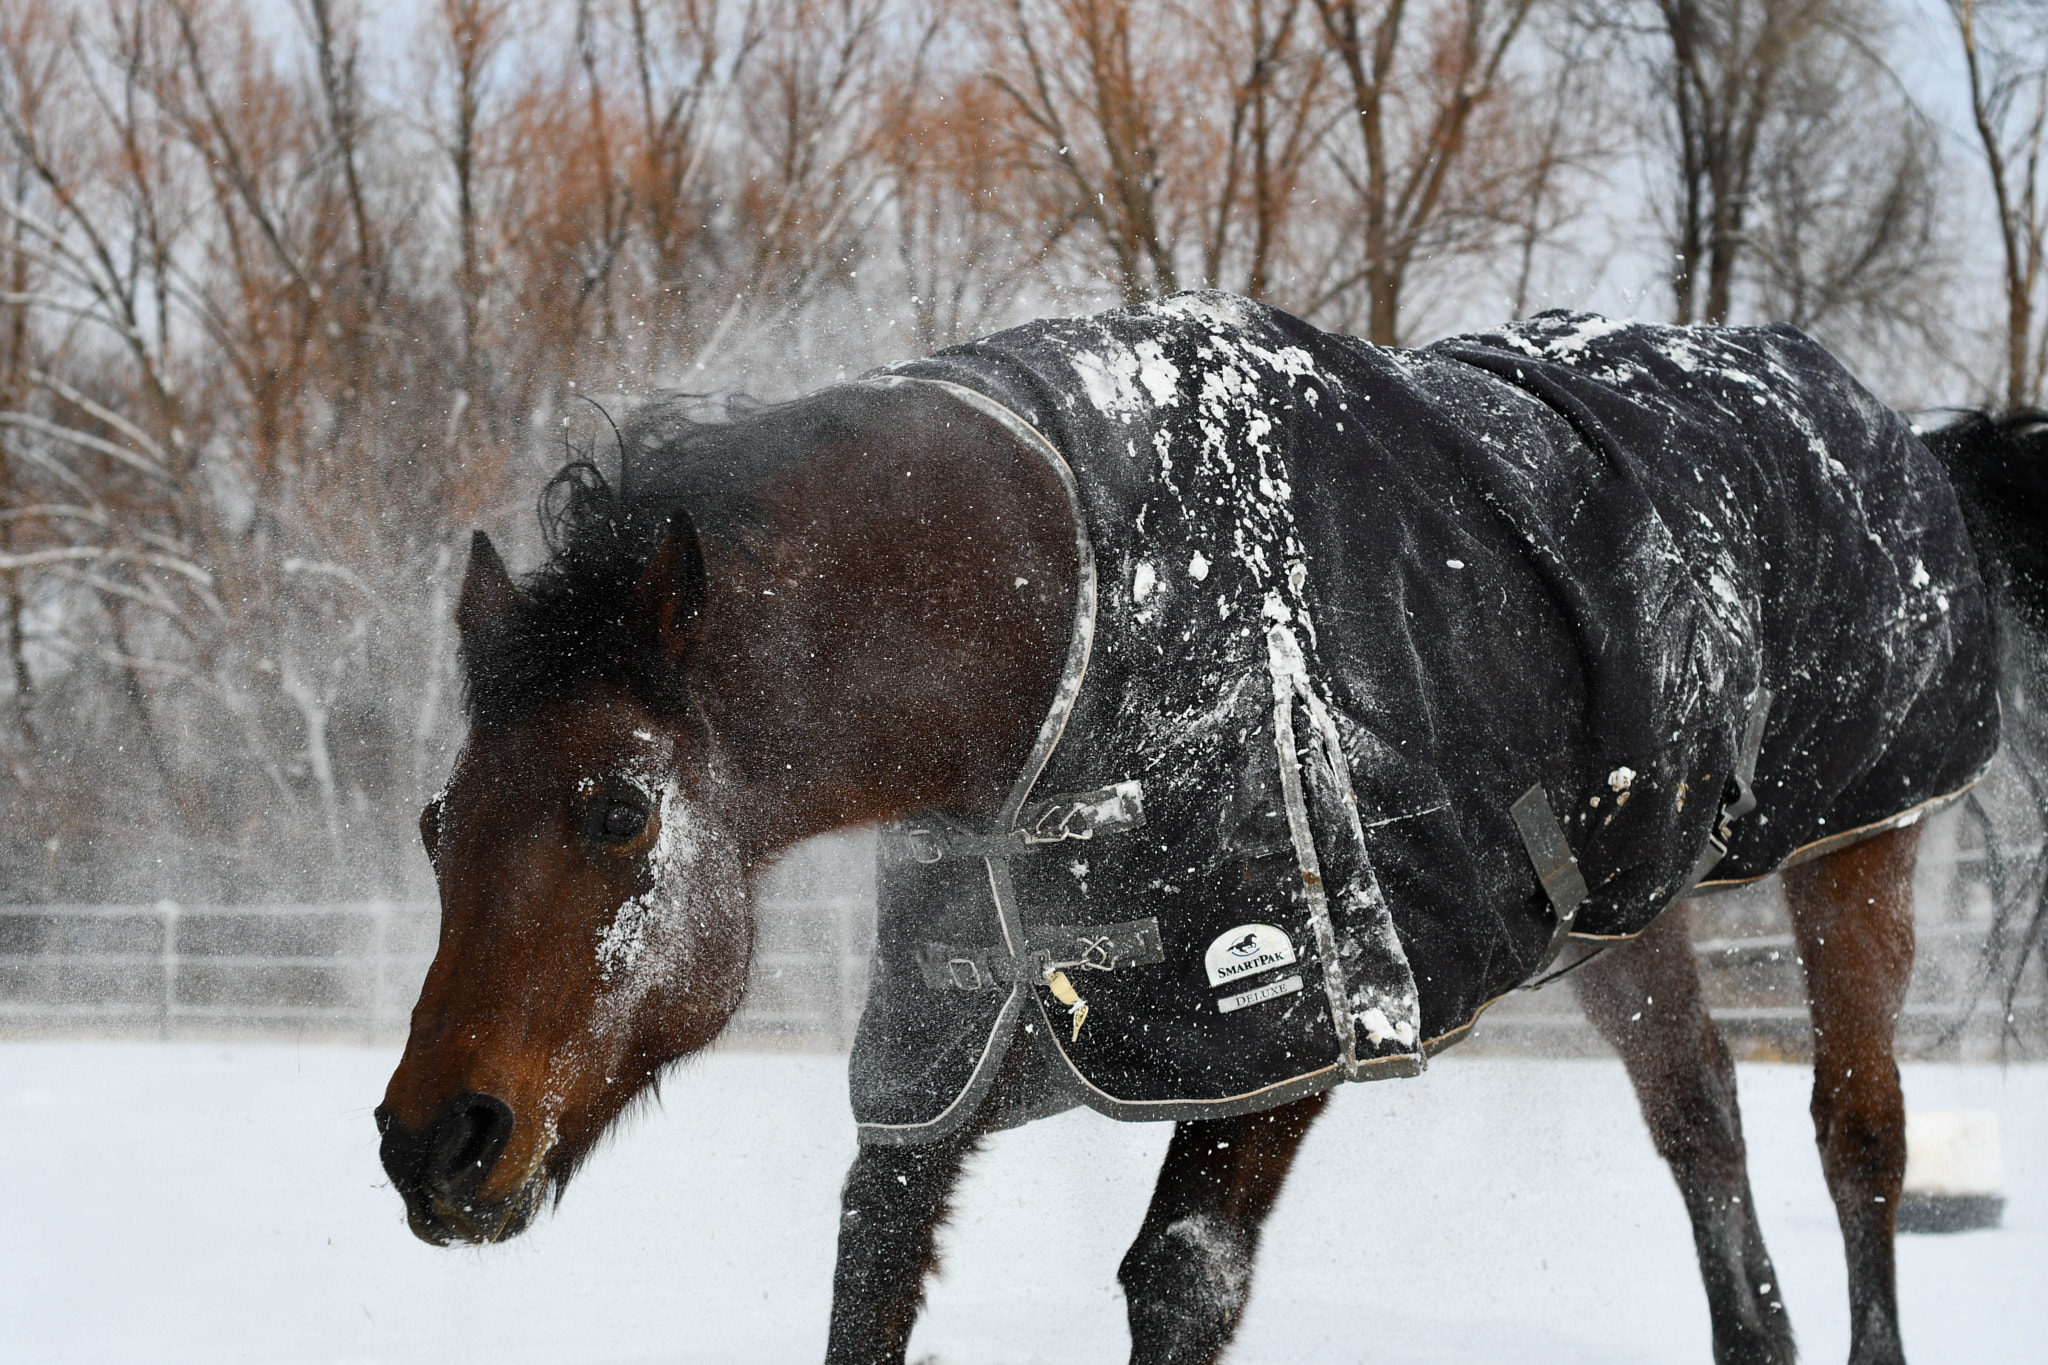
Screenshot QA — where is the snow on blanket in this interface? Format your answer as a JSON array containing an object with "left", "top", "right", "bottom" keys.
[{"left": 851, "top": 292, "right": 1998, "bottom": 1140}]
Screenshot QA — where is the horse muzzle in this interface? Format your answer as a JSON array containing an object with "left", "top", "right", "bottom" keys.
[{"left": 374, "top": 1092, "right": 549, "bottom": 1245}]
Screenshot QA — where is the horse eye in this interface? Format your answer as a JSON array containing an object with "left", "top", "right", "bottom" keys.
[{"left": 586, "top": 799, "right": 649, "bottom": 846}]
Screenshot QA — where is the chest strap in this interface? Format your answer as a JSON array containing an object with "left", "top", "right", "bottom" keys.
[
  {"left": 882, "top": 781, "right": 1146, "bottom": 864},
  {"left": 915, "top": 917, "right": 1166, "bottom": 992}
]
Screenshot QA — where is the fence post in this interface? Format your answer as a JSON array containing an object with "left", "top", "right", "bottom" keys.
[
  {"left": 158, "top": 900, "right": 179, "bottom": 1041},
  {"left": 367, "top": 900, "right": 388, "bottom": 1046},
  {"left": 841, "top": 894, "right": 868, "bottom": 1049}
]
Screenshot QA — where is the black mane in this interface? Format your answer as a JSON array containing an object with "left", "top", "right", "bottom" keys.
[{"left": 459, "top": 383, "right": 895, "bottom": 726}]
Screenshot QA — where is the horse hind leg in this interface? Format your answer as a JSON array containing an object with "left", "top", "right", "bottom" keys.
[
  {"left": 1781, "top": 824, "right": 1919, "bottom": 1365},
  {"left": 1571, "top": 900, "right": 1796, "bottom": 1365},
  {"left": 1118, "top": 1090, "right": 1328, "bottom": 1365}
]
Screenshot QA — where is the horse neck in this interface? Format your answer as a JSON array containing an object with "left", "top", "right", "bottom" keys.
[{"left": 688, "top": 397, "right": 1080, "bottom": 851}]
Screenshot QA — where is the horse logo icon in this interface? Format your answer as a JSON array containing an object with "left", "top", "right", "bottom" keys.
[{"left": 1204, "top": 923, "right": 1297, "bottom": 987}]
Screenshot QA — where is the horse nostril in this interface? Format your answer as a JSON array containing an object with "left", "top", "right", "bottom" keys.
[
  {"left": 373, "top": 1103, "right": 394, "bottom": 1137},
  {"left": 426, "top": 1092, "right": 517, "bottom": 1198},
  {"left": 377, "top": 1091, "right": 520, "bottom": 1214}
]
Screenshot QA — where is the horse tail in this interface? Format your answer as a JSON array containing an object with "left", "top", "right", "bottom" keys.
[
  {"left": 1921, "top": 409, "right": 2048, "bottom": 1043},
  {"left": 1922, "top": 409, "right": 2048, "bottom": 639}
]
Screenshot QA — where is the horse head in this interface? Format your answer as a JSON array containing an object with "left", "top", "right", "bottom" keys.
[
  {"left": 374, "top": 384, "right": 1079, "bottom": 1245},
  {"left": 376, "top": 517, "right": 751, "bottom": 1244}
]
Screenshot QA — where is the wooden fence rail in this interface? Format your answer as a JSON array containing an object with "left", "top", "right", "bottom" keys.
[
  {"left": 0, "top": 895, "right": 874, "bottom": 1046},
  {"left": 1, "top": 817, "right": 2040, "bottom": 1056}
]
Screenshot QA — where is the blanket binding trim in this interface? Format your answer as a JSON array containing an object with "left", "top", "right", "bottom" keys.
[
  {"left": 861, "top": 376, "right": 1101, "bottom": 842},
  {"left": 1266, "top": 622, "right": 1426, "bottom": 1075},
  {"left": 1574, "top": 779, "right": 1982, "bottom": 927},
  {"left": 1266, "top": 622, "right": 1363, "bottom": 1077},
  {"left": 1446, "top": 781, "right": 1989, "bottom": 1043},
  {"left": 853, "top": 376, "right": 1099, "bottom": 1145}
]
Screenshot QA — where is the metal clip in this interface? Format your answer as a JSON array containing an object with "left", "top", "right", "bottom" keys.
[
  {"left": 1019, "top": 780, "right": 1146, "bottom": 844},
  {"left": 904, "top": 826, "right": 944, "bottom": 864}
]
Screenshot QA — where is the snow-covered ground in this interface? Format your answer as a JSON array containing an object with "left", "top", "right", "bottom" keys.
[{"left": 2, "top": 1043, "right": 2039, "bottom": 1364}]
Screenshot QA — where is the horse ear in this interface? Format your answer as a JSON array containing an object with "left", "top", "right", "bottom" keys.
[
  {"left": 629, "top": 509, "right": 707, "bottom": 665},
  {"left": 456, "top": 531, "right": 519, "bottom": 641}
]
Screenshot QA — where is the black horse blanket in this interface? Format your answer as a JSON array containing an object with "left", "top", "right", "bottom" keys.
[{"left": 848, "top": 292, "right": 1999, "bottom": 1144}]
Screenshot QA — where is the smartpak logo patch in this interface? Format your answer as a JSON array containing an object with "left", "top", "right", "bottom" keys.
[{"left": 1203, "top": 923, "right": 1297, "bottom": 987}]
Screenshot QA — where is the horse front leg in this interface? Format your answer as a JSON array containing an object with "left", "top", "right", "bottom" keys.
[
  {"left": 1571, "top": 900, "right": 1795, "bottom": 1365},
  {"left": 1118, "top": 1091, "right": 1327, "bottom": 1365},
  {"left": 1782, "top": 824, "right": 1919, "bottom": 1365},
  {"left": 824, "top": 1124, "right": 980, "bottom": 1365}
]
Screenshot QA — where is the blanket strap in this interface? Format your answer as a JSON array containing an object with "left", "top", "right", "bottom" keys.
[
  {"left": 883, "top": 782, "right": 1146, "bottom": 865},
  {"left": 1681, "top": 688, "right": 1775, "bottom": 896},
  {"left": 1267, "top": 623, "right": 1424, "bottom": 1078},
  {"left": 1514, "top": 688, "right": 1775, "bottom": 989},
  {"left": 1511, "top": 785, "right": 1589, "bottom": 976},
  {"left": 916, "top": 918, "right": 1166, "bottom": 992}
]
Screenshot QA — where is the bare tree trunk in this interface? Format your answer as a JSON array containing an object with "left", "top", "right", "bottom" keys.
[
  {"left": 1951, "top": 0, "right": 2046, "bottom": 408},
  {"left": 306, "top": 0, "right": 379, "bottom": 304},
  {"left": 1, "top": 568, "right": 29, "bottom": 745},
  {"left": 2, "top": 156, "right": 33, "bottom": 747},
  {"left": 1316, "top": 0, "right": 1535, "bottom": 343},
  {"left": 986, "top": 0, "right": 1189, "bottom": 302},
  {"left": 438, "top": 0, "right": 511, "bottom": 413},
  {"left": 282, "top": 659, "right": 348, "bottom": 876},
  {"left": 105, "top": 601, "right": 183, "bottom": 808}
]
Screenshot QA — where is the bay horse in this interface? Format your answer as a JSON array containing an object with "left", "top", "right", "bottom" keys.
[{"left": 376, "top": 295, "right": 2046, "bottom": 1365}]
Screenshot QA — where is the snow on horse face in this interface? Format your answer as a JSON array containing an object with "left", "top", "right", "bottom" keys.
[{"left": 375, "top": 383, "right": 1076, "bottom": 1246}]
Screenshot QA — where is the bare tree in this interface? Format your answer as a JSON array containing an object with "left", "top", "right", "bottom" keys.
[
  {"left": 878, "top": 21, "right": 1060, "bottom": 350},
  {"left": 1950, "top": 0, "right": 2047, "bottom": 408},
  {"left": 682, "top": 0, "right": 903, "bottom": 369},
  {"left": 1638, "top": 0, "right": 1826, "bottom": 324},
  {"left": 1497, "top": 12, "right": 1623, "bottom": 318},
  {"left": 978, "top": 0, "right": 1185, "bottom": 303},
  {"left": 1740, "top": 32, "right": 1952, "bottom": 381},
  {"left": 0, "top": 0, "right": 466, "bottom": 897},
  {"left": 1309, "top": 0, "right": 1539, "bottom": 343},
  {"left": 1603, "top": 0, "right": 1948, "bottom": 349},
  {"left": 1196, "top": 0, "right": 1333, "bottom": 300},
  {"left": 965, "top": 0, "right": 1334, "bottom": 309},
  {"left": 426, "top": 0, "right": 514, "bottom": 422}
]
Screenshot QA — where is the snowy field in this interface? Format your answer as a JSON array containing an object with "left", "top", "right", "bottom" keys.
[{"left": 3, "top": 1044, "right": 2040, "bottom": 1364}]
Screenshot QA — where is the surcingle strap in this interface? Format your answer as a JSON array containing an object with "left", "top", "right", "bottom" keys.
[
  {"left": 916, "top": 918, "right": 1166, "bottom": 991},
  {"left": 1266, "top": 622, "right": 1423, "bottom": 1077},
  {"left": 1019, "top": 781, "right": 1147, "bottom": 844},
  {"left": 1511, "top": 784, "right": 1589, "bottom": 974},
  {"left": 1682, "top": 688, "right": 1775, "bottom": 895},
  {"left": 882, "top": 782, "right": 1145, "bottom": 864}
]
